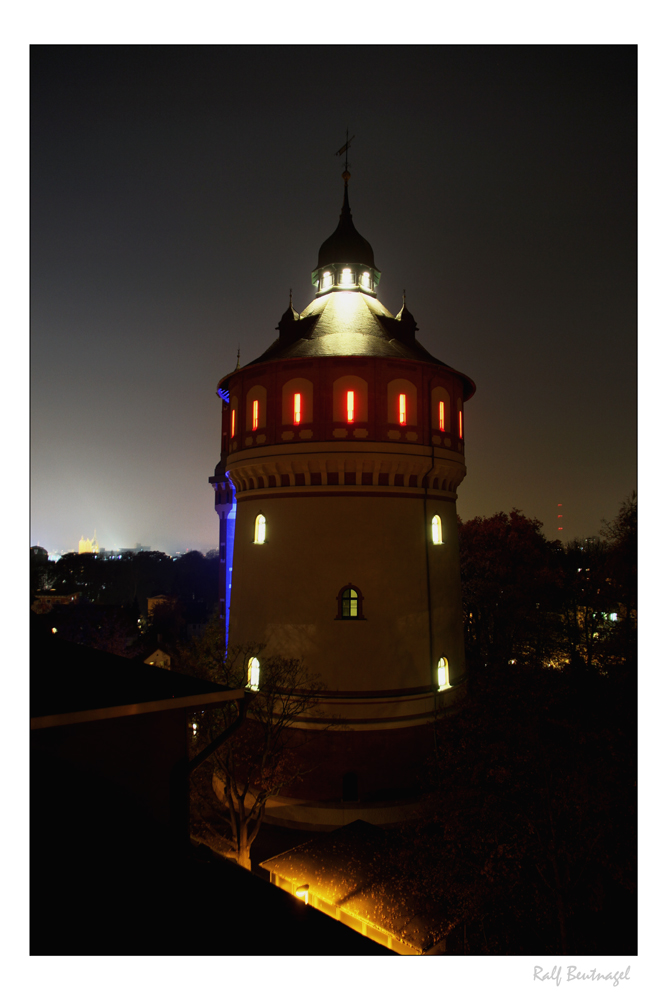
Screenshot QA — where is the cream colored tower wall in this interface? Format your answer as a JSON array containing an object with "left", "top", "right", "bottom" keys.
[{"left": 228, "top": 491, "right": 465, "bottom": 692}]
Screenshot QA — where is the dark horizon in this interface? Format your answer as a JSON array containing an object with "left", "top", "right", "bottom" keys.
[{"left": 30, "top": 45, "right": 637, "bottom": 553}]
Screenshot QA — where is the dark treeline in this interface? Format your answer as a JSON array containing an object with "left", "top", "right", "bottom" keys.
[
  {"left": 414, "top": 493, "right": 637, "bottom": 954},
  {"left": 459, "top": 494, "right": 636, "bottom": 679},
  {"left": 30, "top": 547, "right": 219, "bottom": 657}
]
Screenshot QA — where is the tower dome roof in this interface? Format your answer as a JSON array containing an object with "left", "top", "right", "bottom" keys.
[{"left": 317, "top": 183, "right": 375, "bottom": 269}]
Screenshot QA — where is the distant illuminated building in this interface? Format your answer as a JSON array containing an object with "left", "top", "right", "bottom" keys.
[
  {"left": 210, "top": 166, "right": 475, "bottom": 827},
  {"left": 78, "top": 530, "right": 99, "bottom": 555}
]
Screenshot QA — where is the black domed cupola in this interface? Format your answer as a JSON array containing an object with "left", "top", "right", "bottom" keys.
[{"left": 312, "top": 172, "right": 381, "bottom": 297}]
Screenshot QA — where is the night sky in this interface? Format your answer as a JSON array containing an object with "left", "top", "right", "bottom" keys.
[{"left": 30, "top": 45, "right": 636, "bottom": 554}]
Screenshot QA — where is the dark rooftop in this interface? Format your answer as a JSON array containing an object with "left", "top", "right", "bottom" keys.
[
  {"left": 317, "top": 183, "right": 376, "bottom": 270},
  {"left": 31, "top": 628, "right": 240, "bottom": 721}
]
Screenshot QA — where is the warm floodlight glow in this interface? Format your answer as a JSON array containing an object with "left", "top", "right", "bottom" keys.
[
  {"left": 437, "top": 657, "right": 450, "bottom": 691},
  {"left": 361, "top": 271, "right": 370, "bottom": 288},
  {"left": 439, "top": 400, "right": 445, "bottom": 431},
  {"left": 323, "top": 271, "right": 333, "bottom": 289},
  {"left": 293, "top": 392, "right": 302, "bottom": 425},
  {"left": 231, "top": 409, "right": 236, "bottom": 438},
  {"left": 346, "top": 390, "right": 355, "bottom": 423},
  {"left": 399, "top": 393, "right": 407, "bottom": 425},
  {"left": 252, "top": 399, "right": 259, "bottom": 431},
  {"left": 247, "top": 657, "right": 260, "bottom": 690},
  {"left": 295, "top": 884, "right": 310, "bottom": 904},
  {"left": 458, "top": 410, "right": 463, "bottom": 438},
  {"left": 432, "top": 514, "right": 443, "bottom": 544},
  {"left": 340, "top": 268, "right": 354, "bottom": 286},
  {"left": 254, "top": 513, "right": 266, "bottom": 544}
]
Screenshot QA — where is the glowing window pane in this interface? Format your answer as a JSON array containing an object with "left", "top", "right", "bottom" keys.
[
  {"left": 231, "top": 409, "right": 236, "bottom": 438},
  {"left": 399, "top": 393, "right": 407, "bottom": 425},
  {"left": 293, "top": 392, "right": 301, "bottom": 425},
  {"left": 342, "top": 588, "right": 358, "bottom": 618},
  {"left": 340, "top": 268, "right": 354, "bottom": 286},
  {"left": 346, "top": 390, "right": 355, "bottom": 423},
  {"left": 439, "top": 401, "right": 445, "bottom": 431},
  {"left": 323, "top": 271, "right": 333, "bottom": 289},
  {"left": 458, "top": 410, "right": 463, "bottom": 439},
  {"left": 295, "top": 885, "right": 309, "bottom": 904},
  {"left": 254, "top": 513, "right": 266, "bottom": 544},
  {"left": 361, "top": 272, "right": 370, "bottom": 288},
  {"left": 437, "top": 657, "right": 450, "bottom": 691},
  {"left": 247, "top": 657, "right": 260, "bottom": 690},
  {"left": 252, "top": 399, "right": 259, "bottom": 431},
  {"left": 432, "top": 514, "right": 443, "bottom": 545}
]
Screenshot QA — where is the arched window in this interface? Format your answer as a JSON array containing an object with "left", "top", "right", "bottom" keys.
[
  {"left": 387, "top": 378, "right": 417, "bottom": 427},
  {"left": 336, "top": 583, "right": 365, "bottom": 620},
  {"left": 282, "top": 377, "right": 314, "bottom": 426},
  {"left": 431, "top": 514, "right": 443, "bottom": 544},
  {"left": 245, "top": 385, "right": 267, "bottom": 432},
  {"left": 247, "top": 656, "right": 260, "bottom": 690},
  {"left": 437, "top": 657, "right": 450, "bottom": 691},
  {"left": 254, "top": 513, "right": 266, "bottom": 544},
  {"left": 332, "top": 375, "right": 368, "bottom": 424},
  {"left": 230, "top": 395, "right": 238, "bottom": 438},
  {"left": 431, "top": 386, "right": 451, "bottom": 433}
]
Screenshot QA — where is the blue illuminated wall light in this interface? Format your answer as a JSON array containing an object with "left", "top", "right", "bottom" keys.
[{"left": 224, "top": 477, "right": 237, "bottom": 648}]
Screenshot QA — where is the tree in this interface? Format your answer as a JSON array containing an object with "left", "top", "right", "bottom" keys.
[
  {"left": 179, "top": 616, "right": 325, "bottom": 869},
  {"left": 417, "top": 663, "right": 636, "bottom": 955},
  {"left": 458, "top": 510, "right": 563, "bottom": 669},
  {"left": 30, "top": 546, "right": 58, "bottom": 596}
]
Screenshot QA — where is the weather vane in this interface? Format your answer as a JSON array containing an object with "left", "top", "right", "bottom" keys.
[{"left": 335, "top": 129, "right": 355, "bottom": 178}]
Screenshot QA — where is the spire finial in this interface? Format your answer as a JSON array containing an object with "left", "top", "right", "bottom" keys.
[
  {"left": 235, "top": 346, "right": 241, "bottom": 371},
  {"left": 403, "top": 289, "right": 406, "bottom": 306},
  {"left": 335, "top": 129, "right": 355, "bottom": 184},
  {"left": 289, "top": 288, "right": 293, "bottom": 307}
]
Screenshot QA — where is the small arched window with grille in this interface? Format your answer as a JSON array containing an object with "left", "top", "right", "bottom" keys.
[
  {"left": 431, "top": 514, "right": 443, "bottom": 544},
  {"left": 247, "top": 657, "right": 260, "bottom": 690},
  {"left": 254, "top": 513, "right": 266, "bottom": 544},
  {"left": 437, "top": 657, "right": 450, "bottom": 691},
  {"left": 336, "top": 583, "right": 365, "bottom": 620}
]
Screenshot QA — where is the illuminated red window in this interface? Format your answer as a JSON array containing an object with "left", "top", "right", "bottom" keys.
[
  {"left": 231, "top": 409, "right": 236, "bottom": 438},
  {"left": 439, "top": 401, "right": 445, "bottom": 432},
  {"left": 458, "top": 410, "right": 463, "bottom": 439},
  {"left": 346, "top": 390, "right": 355, "bottom": 423},
  {"left": 293, "top": 393, "right": 301, "bottom": 425},
  {"left": 252, "top": 399, "right": 259, "bottom": 431},
  {"left": 399, "top": 393, "right": 407, "bottom": 425}
]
